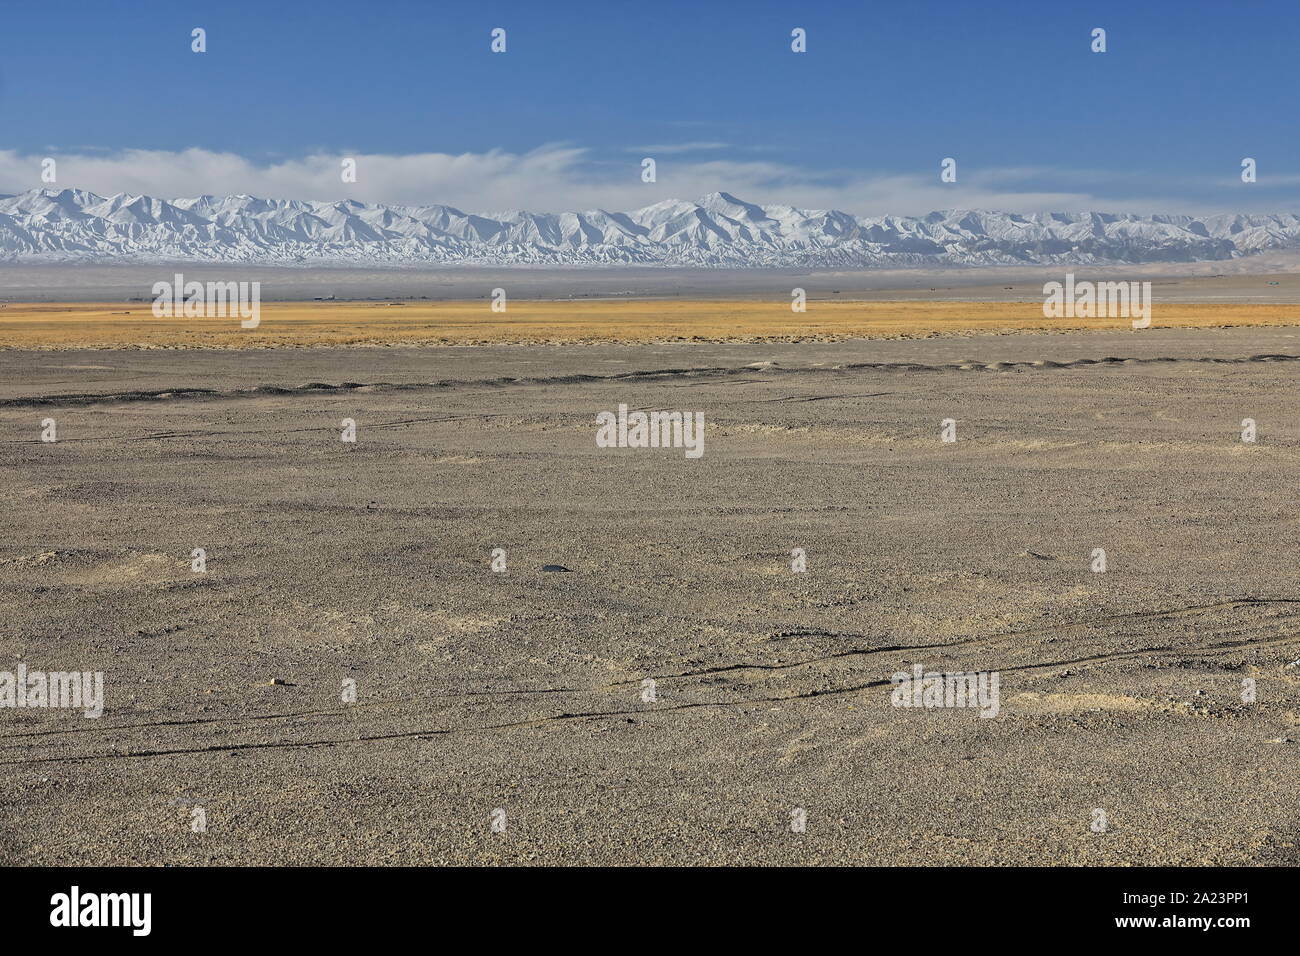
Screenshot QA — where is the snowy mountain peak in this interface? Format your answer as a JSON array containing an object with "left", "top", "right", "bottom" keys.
[{"left": 0, "top": 187, "right": 1293, "bottom": 267}]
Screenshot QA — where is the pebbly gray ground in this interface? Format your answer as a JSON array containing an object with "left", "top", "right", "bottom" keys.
[
  {"left": 7, "top": 258, "right": 1300, "bottom": 303},
  {"left": 3, "top": 326, "right": 1300, "bottom": 865}
]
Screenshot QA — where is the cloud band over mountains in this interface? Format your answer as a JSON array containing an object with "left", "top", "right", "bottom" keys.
[{"left": 2, "top": 144, "right": 1296, "bottom": 220}]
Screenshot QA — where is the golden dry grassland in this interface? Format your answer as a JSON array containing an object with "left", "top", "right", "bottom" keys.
[{"left": 1, "top": 299, "right": 1298, "bottom": 348}]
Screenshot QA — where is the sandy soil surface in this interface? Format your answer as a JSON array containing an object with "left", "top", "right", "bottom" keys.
[
  {"left": 2, "top": 299, "right": 1300, "bottom": 349},
  {"left": 3, "top": 327, "right": 1300, "bottom": 865}
]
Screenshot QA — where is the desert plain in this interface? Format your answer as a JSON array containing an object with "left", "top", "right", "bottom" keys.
[{"left": 2, "top": 283, "right": 1300, "bottom": 865}]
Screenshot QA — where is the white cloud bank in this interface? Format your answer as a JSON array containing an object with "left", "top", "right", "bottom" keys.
[{"left": 0, "top": 144, "right": 1276, "bottom": 216}]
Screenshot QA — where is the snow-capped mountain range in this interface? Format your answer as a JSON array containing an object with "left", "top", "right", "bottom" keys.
[{"left": 1, "top": 188, "right": 1298, "bottom": 268}]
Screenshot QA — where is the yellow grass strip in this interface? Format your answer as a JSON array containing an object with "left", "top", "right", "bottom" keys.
[{"left": 0, "top": 300, "right": 1297, "bottom": 349}]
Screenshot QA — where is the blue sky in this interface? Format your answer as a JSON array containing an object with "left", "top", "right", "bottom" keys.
[{"left": 2, "top": 0, "right": 1296, "bottom": 214}]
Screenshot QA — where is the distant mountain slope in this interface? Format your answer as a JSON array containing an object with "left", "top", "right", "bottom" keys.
[{"left": 1, "top": 188, "right": 1297, "bottom": 267}]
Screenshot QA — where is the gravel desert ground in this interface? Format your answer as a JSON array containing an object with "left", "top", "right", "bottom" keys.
[{"left": 3, "top": 323, "right": 1300, "bottom": 865}]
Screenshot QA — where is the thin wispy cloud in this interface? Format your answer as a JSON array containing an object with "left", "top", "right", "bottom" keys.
[{"left": 624, "top": 142, "right": 732, "bottom": 154}]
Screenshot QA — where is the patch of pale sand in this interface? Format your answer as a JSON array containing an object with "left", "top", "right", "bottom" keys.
[
  {"left": 890, "top": 581, "right": 1095, "bottom": 635},
  {"left": 413, "top": 610, "right": 507, "bottom": 655},
  {"left": 723, "top": 423, "right": 896, "bottom": 443},
  {"left": 774, "top": 722, "right": 895, "bottom": 765},
  {"left": 1008, "top": 692, "right": 1182, "bottom": 714},
  {"left": 0, "top": 485, "right": 99, "bottom": 507},
  {"left": 431, "top": 611, "right": 505, "bottom": 635},
  {"left": 777, "top": 727, "right": 823, "bottom": 765},
  {"left": 0, "top": 550, "right": 60, "bottom": 567},
  {"left": 290, "top": 603, "right": 506, "bottom": 648},
  {"left": 1, "top": 549, "right": 186, "bottom": 585},
  {"left": 81, "top": 552, "right": 182, "bottom": 584},
  {"left": 998, "top": 439, "right": 1090, "bottom": 451}
]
